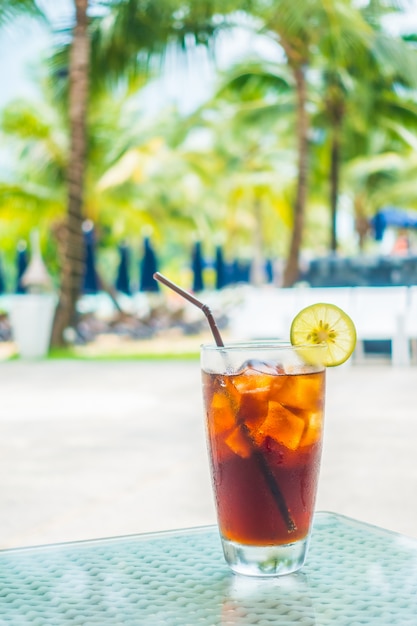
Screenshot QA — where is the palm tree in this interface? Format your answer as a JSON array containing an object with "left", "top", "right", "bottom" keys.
[
  {"left": 0, "top": 59, "right": 214, "bottom": 279},
  {"left": 191, "top": 59, "right": 296, "bottom": 269},
  {"left": 314, "top": 6, "right": 417, "bottom": 253},
  {"left": 238, "top": 0, "right": 382, "bottom": 285},
  {"left": 203, "top": 1, "right": 417, "bottom": 278},
  {"left": 50, "top": 0, "right": 90, "bottom": 346},
  {"left": 193, "top": 96, "right": 295, "bottom": 280},
  {"left": 49, "top": 0, "right": 245, "bottom": 345},
  {"left": 343, "top": 110, "right": 417, "bottom": 252},
  {"left": 0, "top": 92, "right": 67, "bottom": 278}
]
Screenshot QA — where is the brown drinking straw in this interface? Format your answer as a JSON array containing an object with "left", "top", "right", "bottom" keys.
[
  {"left": 153, "top": 272, "right": 224, "bottom": 347},
  {"left": 153, "top": 271, "right": 296, "bottom": 532}
]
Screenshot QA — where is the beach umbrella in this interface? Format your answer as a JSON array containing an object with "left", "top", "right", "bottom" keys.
[
  {"left": 115, "top": 243, "right": 131, "bottom": 295},
  {"left": 139, "top": 237, "right": 159, "bottom": 292},
  {"left": 214, "top": 245, "right": 227, "bottom": 290},
  {"left": 371, "top": 207, "right": 417, "bottom": 241},
  {"left": 265, "top": 259, "right": 274, "bottom": 283},
  {"left": 231, "top": 259, "right": 251, "bottom": 284},
  {"left": 15, "top": 242, "right": 28, "bottom": 293},
  {"left": 82, "top": 222, "right": 99, "bottom": 294},
  {"left": 0, "top": 257, "right": 6, "bottom": 295},
  {"left": 191, "top": 241, "right": 204, "bottom": 292}
]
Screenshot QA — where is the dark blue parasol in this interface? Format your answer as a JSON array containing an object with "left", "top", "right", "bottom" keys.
[
  {"left": 231, "top": 258, "right": 251, "bottom": 284},
  {"left": 265, "top": 258, "right": 274, "bottom": 283},
  {"left": 15, "top": 242, "right": 28, "bottom": 293},
  {"left": 191, "top": 241, "right": 205, "bottom": 292},
  {"left": 214, "top": 245, "right": 227, "bottom": 290},
  {"left": 371, "top": 207, "right": 417, "bottom": 241},
  {"left": 0, "top": 257, "right": 5, "bottom": 295},
  {"left": 82, "top": 223, "right": 99, "bottom": 294},
  {"left": 115, "top": 243, "right": 131, "bottom": 295},
  {"left": 139, "top": 237, "right": 159, "bottom": 292}
]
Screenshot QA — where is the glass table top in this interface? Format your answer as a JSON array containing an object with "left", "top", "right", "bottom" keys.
[{"left": 0, "top": 511, "right": 416, "bottom": 625}]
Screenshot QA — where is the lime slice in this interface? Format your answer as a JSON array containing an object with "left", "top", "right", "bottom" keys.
[{"left": 290, "top": 302, "right": 356, "bottom": 367}]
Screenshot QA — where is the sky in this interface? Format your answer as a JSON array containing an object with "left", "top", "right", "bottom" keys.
[
  {"left": 1, "top": 3, "right": 417, "bottom": 117},
  {"left": 1, "top": 1, "right": 417, "bottom": 110},
  {"left": 0, "top": 0, "right": 277, "bottom": 114},
  {"left": 0, "top": 0, "right": 72, "bottom": 107}
]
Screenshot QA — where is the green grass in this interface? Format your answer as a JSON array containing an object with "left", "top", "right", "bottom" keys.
[{"left": 47, "top": 347, "right": 200, "bottom": 361}]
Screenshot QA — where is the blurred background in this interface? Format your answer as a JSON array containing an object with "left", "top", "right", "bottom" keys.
[
  {"left": 1, "top": 1, "right": 417, "bottom": 349},
  {"left": 1, "top": 0, "right": 417, "bottom": 549}
]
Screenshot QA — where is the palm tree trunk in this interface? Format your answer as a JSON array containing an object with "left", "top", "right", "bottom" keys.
[
  {"left": 354, "top": 196, "right": 369, "bottom": 253},
  {"left": 282, "top": 62, "right": 309, "bottom": 287},
  {"left": 330, "top": 132, "right": 340, "bottom": 252},
  {"left": 250, "top": 197, "right": 266, "bottom": 286},
  {"left": 51, "top": 0, "right": 90, "bottom": 346}
]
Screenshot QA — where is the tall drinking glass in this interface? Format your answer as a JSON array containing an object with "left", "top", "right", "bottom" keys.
[{"left": 201, "top": 342, "right": 326, "bottom": 577}]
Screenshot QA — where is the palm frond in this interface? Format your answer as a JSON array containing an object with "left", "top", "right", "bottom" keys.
[{"left": 0, "top": 0, "right": 44, "bottom": 28}]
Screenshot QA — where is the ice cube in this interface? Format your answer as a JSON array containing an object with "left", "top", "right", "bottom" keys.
[
  {"left": 224, "top": 425, "right": 253, "bottom": 458},
  {"left": 254, "top": 401, "right": 305, "bottom": 451},
  {"left": 243, "top": 359, "right": 284, "bottom": 376},
  {"left": 277, "top": 371, "right": 324, "bottom": 413},
  {"left": 228, "top": 361, "right": 282, "bottom": 432},
  {"left": 232, "top": 371, "right": 271, "bottom": 394},
  {"left": 300, "top": 411, "right": 322, "bottom": 447},
  {"left": 230, "top": 371, "right": 271, "bottom": 432},
  {"left": 210, "top": 390, "right": 238, "bottom": 436}
]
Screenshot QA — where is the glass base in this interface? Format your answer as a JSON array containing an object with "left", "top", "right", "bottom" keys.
[{"left": 221, "top": 536, "right": 309, "bottom": 577}]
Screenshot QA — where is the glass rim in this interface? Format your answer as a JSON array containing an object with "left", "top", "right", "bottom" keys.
[{"left": 200, "top": 341, "right": 327, "bottom": 352}]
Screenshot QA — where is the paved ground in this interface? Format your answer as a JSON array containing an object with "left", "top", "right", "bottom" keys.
[{"left": 0, "top": 357, "right": 416, "bottom": 549}]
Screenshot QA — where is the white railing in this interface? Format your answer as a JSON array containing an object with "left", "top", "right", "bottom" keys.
[{"left": 227, "top": 285, "right": 417, "bottom": 366}]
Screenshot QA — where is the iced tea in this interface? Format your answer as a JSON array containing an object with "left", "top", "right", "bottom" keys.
[{"left": 201, "top": 343, "right": 325, "bottom": 576}]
